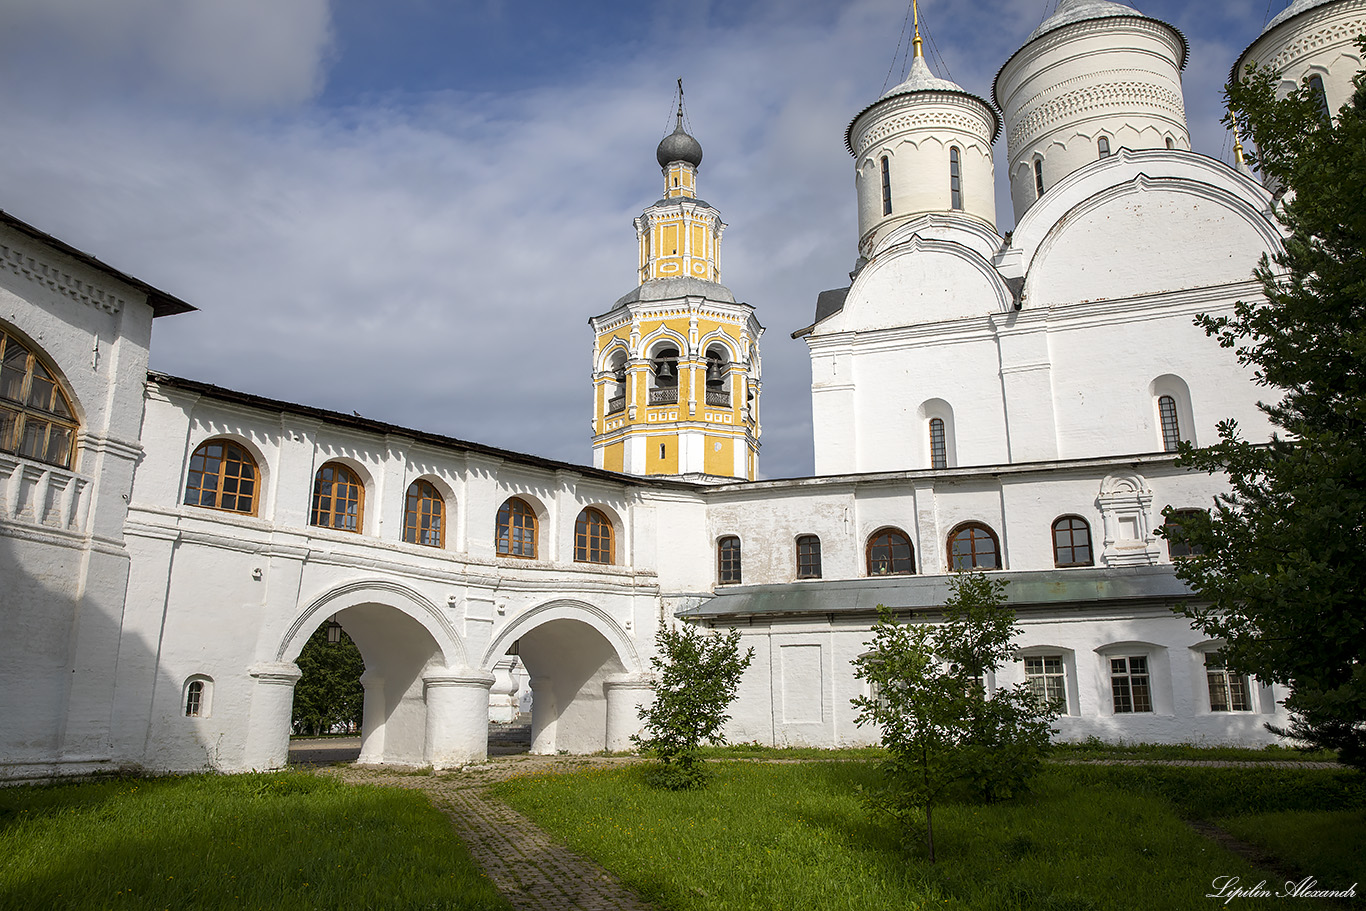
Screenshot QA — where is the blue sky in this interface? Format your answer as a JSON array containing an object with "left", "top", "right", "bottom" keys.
[{"left": 0, "top": 0, "right": 1287, "bottom": 478}]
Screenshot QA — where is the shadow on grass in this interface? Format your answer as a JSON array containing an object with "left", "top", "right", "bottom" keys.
[{"left": 0, "top": 772, "right": 509, "bottom": 911}]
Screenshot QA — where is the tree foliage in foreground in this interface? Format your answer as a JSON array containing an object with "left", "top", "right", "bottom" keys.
[
  {"left": 291, "top": 623, "right": 365, "bottom": 736},
  {"left": 1164, "top": 42, "right": 1366, "bottom": 768},
  {"left": 634, "top": 623, "right": 754, "bottom": 790},
  {"left": 852, "top": 573, "right": 1056, "bottom": 862}
]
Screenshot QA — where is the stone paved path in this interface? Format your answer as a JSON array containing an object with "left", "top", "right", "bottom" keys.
[{"left": 323, "top": 757, "right": 653, "bottom": 911}]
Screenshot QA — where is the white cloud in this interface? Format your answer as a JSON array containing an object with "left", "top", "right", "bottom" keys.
[{"left": 0, "top": 0, "right": 333, "bottom": 107}]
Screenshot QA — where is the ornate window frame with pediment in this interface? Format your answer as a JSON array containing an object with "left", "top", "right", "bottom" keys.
[{"left": 1095, "top": 471, "right": 1160, "bottom": 566}]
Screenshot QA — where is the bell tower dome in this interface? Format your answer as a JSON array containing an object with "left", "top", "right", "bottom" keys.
[
  {"left": 846, "top": 3, "right": 1000, "bottom": 256},
  {"left": 1234, "top": 0, "right": 1365, "bottom": 121},
  {"left": 589, "top": 85, "right": 763, "bottom": 482},
  {"left": 994, "top": 0, "right": 1189, "bottom": 222}
]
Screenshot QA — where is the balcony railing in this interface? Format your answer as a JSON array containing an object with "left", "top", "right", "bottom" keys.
[
  {"left": 0, "top": 454, "right": 91, "bottom": 533},
  {"left": 606, "top": 395, "right": 625, "bottom": 415},
  {"left": 705, "top": 390, "right": 731, "bottom": 407},
  {"left": 648, "top": 387, "right": 678, "bottom": 406}
]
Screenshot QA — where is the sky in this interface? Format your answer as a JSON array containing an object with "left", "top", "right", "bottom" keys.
[{"left": 0, "top": 0, "right": 1289, "bottom": 479}]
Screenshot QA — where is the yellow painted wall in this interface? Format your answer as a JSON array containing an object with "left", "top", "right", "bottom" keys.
[
  {"left": 704, "top": 435, "right": 734, "bottom": 477},
  {"left": 603, "top": 441, "right": 624, "bottom": 473},
  {"left": 647, "top": 434, "right": 680, "bottom": 474}
]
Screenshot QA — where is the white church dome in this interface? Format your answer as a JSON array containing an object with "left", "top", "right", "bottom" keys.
[
  {"left": 847, "top": 48, "right": 1000, "bottom": 252},
  {"left": 1234, "top": 0, "right": 1363, "bottom": 133},
  {"left": 995, "top": 0, "right": 1189, "bottom": 223}
]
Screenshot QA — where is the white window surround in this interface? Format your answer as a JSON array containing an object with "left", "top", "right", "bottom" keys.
[
  {"left": 916, "top": 398, "right": 957, "bottom": 469},
  {"left": 1149, "top": 374, "right": 1196, "bottom": 450},
  {"left": 1189, "top": 644, "right": 1275, "bottom": 715},
  {"left": 183, "top": 675, "right": 213, "bottom": 718},
  {"left": 1096, "top": 471, "right": 1161, "bottom": 566},
  {"left": 1014, "top": 646, "right": 1077, "bottom": 716},
  {"left": 1095, "top": 642, "right": 1171, "bottom": 716}
]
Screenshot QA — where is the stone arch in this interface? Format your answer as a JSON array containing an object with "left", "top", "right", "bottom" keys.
[
  {"left": 482, "top": 599, "right": 647, "bottom": 754},
  {"left": 597, "top": 337, "right": 631, "bottom": 373},
  {"left": 278, "top": 578, "right": 466, "bottom": 668},
  {"left": 251, "top": 580, "right": 489, "bottom": 771}
]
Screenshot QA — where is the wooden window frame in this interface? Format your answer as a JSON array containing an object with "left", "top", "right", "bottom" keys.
[
  {"left": 496, "top": 497, "right": 538, "bottom": 559},
  {"left": 718, "top": 535, "right": 742, "bottom": 585},
  {"left": 928, "top": 417, "right": 947, "bottom": 469},
  {"left": 796, "top": 534, "right": 822, "bottom": 580},
  {"left": 1205, "top": 652, "right": 1252, "bottom": 712},
  {"left": 1023, "top": 655, "right": 1067, "bottom": 713},
  {"left": 949, "top": 147, "right": 962, "bottom": 210},
  {"left": 575, "top": 507, "right": 614, "bottom": 564},
  {"left": 1158, "top": 394, "right": 1181, "bottom": 452},
  {"left": 866, "top": 527, "right": 915, "bottom": 576},
  {"left": 311, "top": 462, "right": 365, "bottom": 533},
  {"left": 403, "top": 479, "right": 445, "bottom": 548},
  {"left": 880, "top": 156, "right": 892, "bottom": 216},
  {"left": 1110, "top": 656, "right": 1153, "bottom": 713},
  {"left": 1051, "top": 515, "right": 1093, "bottom": 567},
  {"left": 185, "top": 680, "right": 203, "bottom": 717},
  {"left": 184, "top": 439, "right": 259, "bottom": 515},
  {"left": 947, "top": 521, "right": 1001, "bottom": 571},
  {"left": 0, "top": 328, "right": 79, "bottom": 469}
]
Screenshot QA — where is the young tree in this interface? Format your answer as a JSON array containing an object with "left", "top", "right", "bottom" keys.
[
  {"left": 633, "top": 623, "right": 754, "bottom": 790},
  {"left": 291, "top": 623, "right": 366, "bottom": 736},
  {"left": 852, "top": 574, "right": 1055, "bottom": 861},
  {"left": 1164, "top": 44, "right": 1366, "bottom": 767}
]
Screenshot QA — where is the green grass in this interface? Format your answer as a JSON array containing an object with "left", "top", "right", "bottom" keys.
[
  {"left": 0, "top": 771, "right": 509, "bottom": 911},
  {"left": 495, "top": 760, "right": 1353, "bottom": 910},
  {"left": 1048, "top": 737, "right": 1339, "bottom": 764},
  {"left": 1218, "top": 809, "right": 1365, "bottom": 889}
]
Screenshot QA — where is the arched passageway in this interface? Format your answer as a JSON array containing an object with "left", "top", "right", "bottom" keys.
[
  {"left": 248, "top": 581, "right": 493, "bottom": 771},
  {"left": 484, "top": 601, "right": 652, "bottom": 755}
]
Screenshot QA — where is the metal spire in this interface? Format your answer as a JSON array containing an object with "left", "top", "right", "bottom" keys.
[{"left": 912, "top": 0, "right": 924, "bottom": 59}]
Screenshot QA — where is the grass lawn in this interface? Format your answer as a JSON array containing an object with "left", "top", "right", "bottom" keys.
[
  {"left": 0, "top": 771, "right": 509, "bottom": 911},
  {"left": 495, "top": 760, "right": 1361, "bottom": 911},
  {"left": 1218, "top": 809, "right": 1365, "bottom": 891}
]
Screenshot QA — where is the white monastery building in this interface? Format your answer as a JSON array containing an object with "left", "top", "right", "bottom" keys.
[{"left": 2, "top": 0, "right": 1361, "bottom": 780}]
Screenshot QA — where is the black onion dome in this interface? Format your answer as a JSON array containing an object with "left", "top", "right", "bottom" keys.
[{"left": 657, "top": 121, "right": 703, "bottom": 168}]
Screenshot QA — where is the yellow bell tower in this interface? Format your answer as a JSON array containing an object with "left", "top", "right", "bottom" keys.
[{"left": 590, "top": 84, "right": 763, "bottom": 481}]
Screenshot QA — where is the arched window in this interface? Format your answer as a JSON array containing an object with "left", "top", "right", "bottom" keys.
[
  {"left": 1307, "top": 73, "right": 1331, "bottom": 120},
  {"left": 183, "top": 676, "right": 212, "bottom": 717},
  {"left": 928, "top": 417, "right": 947, "bottom": 470},
  {"left": 1097, "top": 136, "right": 1111, "bottom": 158},
  {"left": 575, "top": 507, "right": 613, "bottom": 564},
  {"left": 496, "top": 497, "right": 537, "bottom": 558},
  {"left": 1165, "top": 136, "right": 1175, "bottom": 150},
  {"left": 185, "top": 680, "right": 204, "bottom": 716},
  {"left": 1158, "top": 395, "right": 1181, "bottom": 452},
  {"left": 1033, "top": 157, "right": 1045, "bottom": 198},
  {"left": 948, "top": 522, "right": 1000, "bottom": 571},
  {"left": 403, "top": 479, "right": 444, "bottom": 547},
  {"left": 880, "top": 156, "right": 892, "bottom": 216},
  {"left": 796, "top": 534, "right": 822, "bottom": 579},
  {"left": 949, "top": 147, "right": 962, "bottom": 210},
  {"left": 184, "top": 439, "right": 258, "bottom": 515},
  {"left": 311, "top": 462, "right": 364, "bottom": 533},
  {"left": 1162, "top": 509, "right": 1206, "bottom": 559},
  {"left": 718, "top": 535, "right": 742, "bottom": 584},
  {"left": 0, "top": 328, "right": 78, "bottom": 468},
  {"left": 1051, "top": 516, "right": 1093, "bottom": 567},
  {"left": 867, "top": 528, "right": 915, "bottom": 576}
]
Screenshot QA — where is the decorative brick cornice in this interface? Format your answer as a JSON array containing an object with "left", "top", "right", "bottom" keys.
[
  {"left": 1008, "top": 81, "right": 1186, "bottom": 161},
  {"left": 0, "top": 241, "right": 129, "bottom": 315},
  {"left": 1261, "top": 15, "right": 1366, "bottom": 74}
]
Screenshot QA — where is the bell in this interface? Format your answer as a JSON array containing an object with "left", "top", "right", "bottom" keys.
[
  {"left": 706, "top": 360, "right": 724, "bottom": 383},
  {"left": 656, "top": 361, "right": 674, "bottom": 379}
]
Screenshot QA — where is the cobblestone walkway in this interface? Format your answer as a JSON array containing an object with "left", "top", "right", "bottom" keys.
[{"left": 324, "top": 757, "right": 653, "bottom": 911}]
